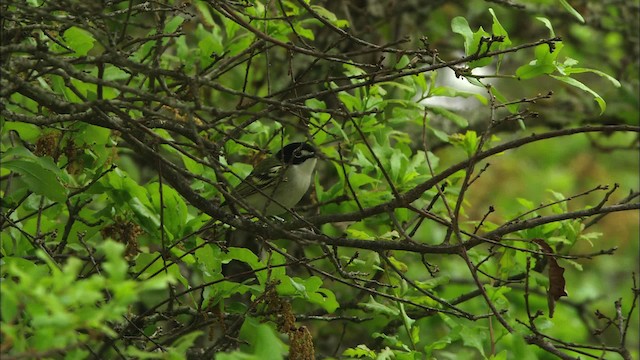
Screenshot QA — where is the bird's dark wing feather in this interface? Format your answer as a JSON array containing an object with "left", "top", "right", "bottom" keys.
[{"left": 233, "top": 164, "right": 286, "bottom": 198}]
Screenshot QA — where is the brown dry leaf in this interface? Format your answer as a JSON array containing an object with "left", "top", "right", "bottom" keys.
[
  {"left": 160, "top": 105, "right": 204, "bottom": 126},
  {"left": 532, "top": 238, "right": 568, "bottom": 318}
]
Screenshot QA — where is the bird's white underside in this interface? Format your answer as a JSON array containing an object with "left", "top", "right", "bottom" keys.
[{"left": 240, "top": 157, "right": 317, "bottom": 215}]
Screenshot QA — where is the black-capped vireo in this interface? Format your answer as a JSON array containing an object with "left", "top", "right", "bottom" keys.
[{"left": 223, "top": 142, "right": 317, "bottom": 216}]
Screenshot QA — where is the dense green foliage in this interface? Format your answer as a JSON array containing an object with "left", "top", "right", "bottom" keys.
[{"left": 1, "top": 1, "right": 638, "bottom": 359}]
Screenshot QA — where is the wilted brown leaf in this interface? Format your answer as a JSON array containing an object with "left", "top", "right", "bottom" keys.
[{"left": 532, "top": 238, "right": 568, "bottom": 318}]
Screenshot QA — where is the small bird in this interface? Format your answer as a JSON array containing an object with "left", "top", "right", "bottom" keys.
[{"left": 223, "top": 142, "right": 317, "bottom": 216}]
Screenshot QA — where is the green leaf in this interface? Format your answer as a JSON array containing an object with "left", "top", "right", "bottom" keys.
[
  {"left": 1, "top": 122, "right": 40, "bottom": 141},
  {"left": 429, "top": 127, "right": 450, "bottom": 142},
  {"left": 449, "top": 17, "right": 493, "bottom": 68},
  {"left": 310, "top": 5, "right": 349, "bottom": 28},
  {"left": 558, "top": 0, "right": 585, "bottom": 23},
  {"left": 294, "top": 23, "right": 315, "bottom": 40},
  {"left": 64, "top": 349, "right": 90, "bottom": 360},
  {"left": 536, "top": 17, "right": 556, "bottom": 37},
  {"left": 149, "top": 183, "right": 187, "bottom": 238},
  {"left": 2, "top": 160, "right": 67, "bottom": 202},
  {"left": 550, "top": 75, "right": 607, "bottom": 114},
  {"left": 416, "top": 276, "right": 450, "bottom": 290},
  {"left": 359, "top": 296, "right": 400, "bottom": 316},
  {"left": 3, "top": 146, "right": 70, "bottom": 182},
  {"left": 50, "top": 74, "right": 78, "bottom": 102},
  {"left": 460, "top": 325, "right": 486, "bottom": 356},
  {"left": 238, "top": 317, "right": 287, "bottom": 360},
  {"left": 489, "top": 8, "right": 511, "bottom": 48},
  {"left": 449, "top": 130, "right": 479, "bottom": 157},
  {"left": 346, "top": 228, "right": 375, "bottom": 240},
  {"left": 489, "top": 350, "right": 509, "bottom": 360},
  {"left": 516, "top": 42, "right": 563, "bottom": 80},
  {"left": 194, "top": 1, "right": 216, "bottom": 26},
  {"left": 182, "top": 153, "right": 205, "bottom": 175},
  {"left": 414, "top": 73, "right": 428, "bottom": 93},
  {"left": 399, "top": 302, "right": 416, "bottom": 331},
  {"left": 342, "top": 344, "right": 376, "bottom": 359},
  {"left": 63, "top": 27, "right": 95, "bottom": 57},
  {"left": 516, "top": 197, "right": 535, "bottom": 210},
  {"left": 389, "top": 150, "right": 403, "bottom": 181},
  {"left": 0, "top": 282, "right": 19, "bottom": 322},
  {"left": 516, "top": 62, "right": 556, "bottom": 79},
  {"left": 305, "top": 98, "right": 326, "bottom": 110},
  {"left": 164, "top": 15, "right": 184, "bottom": 33},
  {"left": 99, "top": 241, "right": 127, "bottom": 281},
  {"left": 395, "top": 55, "right": 411, "bottom": 70},
  {"left": 429, "top": 106, "right": 469, "bottom": 127},
  {"left": 579, "top": 231, "right": 602, "bottom": 246},
  {"left": 490, "top": 87, "right": 519, "bottom": 115},
  {"left": 485, "top": 285, "right": 511, "bottom": 308},
  {"left": 76, "top": 123, "right": 112, "bottom": 146},
  {"left": 424, "top": 336, "right": 453, "bottom": 355},
  {"left": 313, "top": 287, "right": 340, "bottom": 313},
  {"left": 103, "top": 170, "right": 161, "bottom": 235},
  {"left": 451, "top": 17, "right": 474, "bottom": 55},
  {"left": 349, "top": 173, "right": 379, "bottom": 188},
  {"left": 197, "top": 24, "right": 224, "bottom": 68},
  {"left": 216, "top": 353, "right": 261, "bottom": 360},
  {"left": 430, "top": 86, "right": 488, "bottom": 105},
  {"left": 277, "top": 276, "right": 340, "bottom": 313},
  {"left": 169, "top": 331, "right": 203, "bottom": 355},
  {"left": 224, "top": 247, "right": 262, "bottom": 268},
  {"left": 561, "top": 67, "right": 621, "bottom": 87},
  {"left": 561, "top": 259, "right": 584, "bottom": 271},
  {"left": 537, "top": 41, "right": 563, "bottom": 63},
  {"left": 338, "top": 90, "right": 361, "bottom": 111}
]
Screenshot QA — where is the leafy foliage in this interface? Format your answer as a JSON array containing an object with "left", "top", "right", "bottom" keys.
[{"left": 1, "top": 0, "right": 638, "bottom": 359}]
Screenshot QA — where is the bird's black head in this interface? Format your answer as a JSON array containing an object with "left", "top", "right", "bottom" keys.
[{"left": 276, "top": 142, "right": 316, "bottom": 165}]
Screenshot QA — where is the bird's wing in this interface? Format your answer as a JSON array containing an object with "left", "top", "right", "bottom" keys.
[{"left": 233, "top": 160, "right": 287, "bottom": 198}]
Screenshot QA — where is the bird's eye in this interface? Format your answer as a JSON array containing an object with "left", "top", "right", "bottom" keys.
[{"left": 294, "top": 150, "right": 303, "bottom": 158}]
